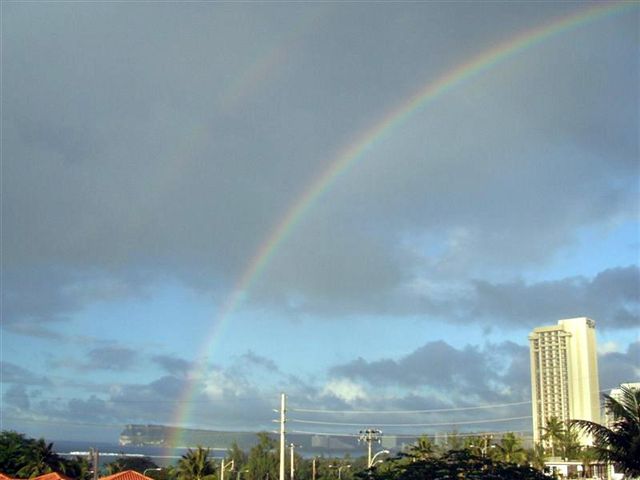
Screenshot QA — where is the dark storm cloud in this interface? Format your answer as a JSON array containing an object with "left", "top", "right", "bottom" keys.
[
  {"left": 66, "top": 396, "right": 111, "bottom": 420},
  {"left": 2, "top": 1, "right": 636, "bottom": 327},
  {"left": 84, "top": 346, "right": 138, "bottom": 371},
  {"left": 1, "top": 4, "right": 637, "bottom": 442},
  {"left": 12, "top": 340, "right": 636, "bottom": 437},
  {"left": 1, "top": 268, "right": 81, "bottom": 327},
  {"left": 238, "top": 351, "right": 279, "bottom": 372},
  {"left": 599, "top": 341, "right": 640, "bottom": 390},
  {"left": 331, "top": 341, "right": 530, "bottom": 403},
  {"left": 153, "top": 354, "right": 194, "bottom": 377},
  {"left": 4, "top": 385, "right": 31, "bottom": 410},
  {"left": 24, "top": 372, "right": 279, "bottom": 431},
  {"left": 0, "top": 362, "right": 51, "bottom": 386},
  {"left": 469, "top": 266, "right": 639, "bottom": 329},
  {"left": 14, "top": 376, "right": 189, "bottom": 428},
  {"left": 2, "top": 266, "right": 144, "bottom": 338},
  {"left": 261, "top": 264, "right": 639, "bottom": 331},
  {"left": 149, "top": 375, "right": 186, "bottom": 397}
]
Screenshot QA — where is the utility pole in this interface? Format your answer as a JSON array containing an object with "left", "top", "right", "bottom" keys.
[
  {"left": 279, "top": 393, "right": 287, "bottom": 480},
  {"left": 359, "top": 429, "right": 382, "bottom": 468},
  {"left": 91, "top": 448, "right": 99, "bottom": 480},
  {"left": 312, "top": 458, "right": 317, "bottom": 480}
]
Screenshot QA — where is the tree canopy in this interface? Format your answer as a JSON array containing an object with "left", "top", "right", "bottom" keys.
[
  {"left": 0, "top": 431, "right": 76, "bottom": 477},
  {"left": 176, "top": 446, "right": 217, "bottom": 480},
  {"left": 104, "top": 456, "right": 159, "bottom": 475},
  {"left": 571, "top": 385, "right": 640, "bottom": 477},
  {"left": 245, "top": 433, "right": 278, "bottom": 480},
  {"left": 365, "top": 450, "right": 549, "bottom": 480}
]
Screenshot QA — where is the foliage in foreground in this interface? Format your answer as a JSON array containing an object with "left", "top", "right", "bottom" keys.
[
  {"left": 571, "top": 384, "right": 640, "bottom": 478},
  {"left": 176, "top": 446, "right": 216, "bottom": 480},
  {"left": 366, "top": 450, "right": 549, "bottom": 480},
  {"left": 104, "top": 456, "right": 159, "bottom": 475},
  {"left": 0, "top": 431, "right": 88, "bottom": 478}
]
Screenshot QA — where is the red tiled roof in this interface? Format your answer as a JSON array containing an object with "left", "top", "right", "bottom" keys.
[
  {"left": 32, "top": 474, "right": 73, "bottom": 480},
  {"left": 0, "top": 474, "right": 15, "bottom": 480},
  {"left": 100, "top": 471, "right": 155, "bottom": 480}
]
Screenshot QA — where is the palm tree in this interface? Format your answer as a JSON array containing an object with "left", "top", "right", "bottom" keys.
[
  {"left": 70, "top": 455, "right": 93, "bottom": 480},
  {"left": 443, "top": 430, "right": 464, "bottom": 451},
  {"left": 558, "top": 423, "right": 580, "bottom": 461},
  {"left": 177, "top": 446, "right": 216, "bottom": 480},
  {"left": 575, "top": 447, "right": 597, "bottom": 478},
  {"left": 17, "top": 438, "right": 67, "bottom": 477},
  {"left": 225, "top": 441, "right": 248, "bottom": 475},
  {"left": 0, "top": 431, "right": 33, "bottom": 475},
  {"left": 541, "top": 416, "right": 565, "bottom": 458},
  {"left": 571, "top": 385, "right": 640, "bottom": 478},
  {"left": 405, "top": 436, "right": 437, "bottom": 461},
  {"left": 526, "top": 443, "right": 547, "bottom": 471},
  {"left": 245, "top": 433, "right": 278, "bottom": 480},
  {"left": 494, "top": 432, "right": 526, "bottom": 465}
]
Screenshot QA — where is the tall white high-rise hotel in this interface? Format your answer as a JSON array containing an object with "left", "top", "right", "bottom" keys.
[{"left": 529, "top": 317, "right": 601, "bottom": 445}]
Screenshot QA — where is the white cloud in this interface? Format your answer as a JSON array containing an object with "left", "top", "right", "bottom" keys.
[
  {"left": 598, "top": 341, "right": 621, "bottom": 355},
  {"left": 202, "top": 370, "right": 247, "bottom": 399},
  {"left": 322, "top": 379, "right": 368, "bottom": 403}
]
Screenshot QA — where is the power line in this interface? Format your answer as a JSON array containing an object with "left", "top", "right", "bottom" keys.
[
  {"left": 2, "top": 417, "right": 124, "bottom": 428},
  {"left": 289, "top": 415, "right": 532, "bottom": 428},
  {"left": 287, "top": 384, "right": 621, "bottom": 416},
  {"left": 289, "top": 429, "right": 535, "bottom": 439},
  {"left": 289, "top": 401, "right": 531, "bottom": 415},
  {"left": 17, "top": 384, "right": 620, "bottom": 407},
  {"left": 7, "top": 384, "right": 622, "bottom": 433},
  {"left": 21, "top": 396, "right": 262, "bottom": 404}
]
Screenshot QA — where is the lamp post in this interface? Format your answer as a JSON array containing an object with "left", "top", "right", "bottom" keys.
[
  {"left": 289, "top": 443, "right": 300, "bottom": 480},
  {"left": 143, "top": 469, "right": 162, "bottom": 478},
  {"left": 329, "top": 465, "right": 351, "bottom": 480},
  {"left": 368, "top": 450, "right": 390, "bottom": 468},
  {"left": 470, "top": 435, "right": 494, "bottom": 457},
  {"left": 221, "top": 459, "right": 235, "bottom": 480},
  {"left": 236, "top": 469, "right": 250, "bottom": 480}
]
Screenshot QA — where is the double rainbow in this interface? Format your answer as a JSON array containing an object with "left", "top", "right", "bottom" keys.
[{"left": 167, "top": 1, "right": 636, "bottom": 448}]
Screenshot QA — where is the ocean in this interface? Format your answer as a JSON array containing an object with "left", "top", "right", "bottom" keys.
[{"left": 54, "top": 441, "right": 229, "bottom": 467}]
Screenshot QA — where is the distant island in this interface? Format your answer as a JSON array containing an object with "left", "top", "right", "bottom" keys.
[
  {"left": 120, "top": 424, "right": 272, "bottom": 449},
  {"left": 119, "top": 424, "right": 406, "bottom": 453}
]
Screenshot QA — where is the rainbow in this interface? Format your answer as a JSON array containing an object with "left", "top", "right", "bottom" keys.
[
  {"left": 167, "top": 1, "right": 636, "bottom": 448},
  {"left": 219, "top": 6, "right": 331, "bottom": 112}
]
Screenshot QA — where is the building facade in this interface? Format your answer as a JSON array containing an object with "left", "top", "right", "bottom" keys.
[{"left": 529, "top": 317, "right": 601, "bottom": 446}]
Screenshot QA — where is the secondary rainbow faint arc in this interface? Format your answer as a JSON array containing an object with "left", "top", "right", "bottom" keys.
[{"left": 167, "top": 1, "right": 636, "bottom": 446}]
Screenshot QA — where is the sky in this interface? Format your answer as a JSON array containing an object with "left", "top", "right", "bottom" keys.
[{"left": 1, "top": 1, "right": 639, "bottom": 444}]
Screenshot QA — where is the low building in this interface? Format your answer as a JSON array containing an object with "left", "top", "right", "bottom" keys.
[
  {"left": 543, "top": 459, "right": 607, "bottom": 479},
  {"left": 100, "top": 471, "right": 156, "bottom": 480}
]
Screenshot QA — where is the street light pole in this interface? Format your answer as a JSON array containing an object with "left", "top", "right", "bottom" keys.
[
  {"left": 143, "top": 469, "right": 162, "bottom": 478},
  {"left": 368, "top": 450, "right": 390, "bottom": 468},
  {"left": 329, "top": 465, "right": 351, "bottom": 480},
  {"left": 221, "top": 459, "right": 235, "bottom": 480},
  {"left": 289, "top": 443, "right": 300, "bottom": 480},
  {"left": 470, "top": 435, "right": 494, "bottom": 457},
  {"left": 236, "top": 470, "right": 250, "bottom": 480}
]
